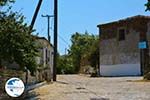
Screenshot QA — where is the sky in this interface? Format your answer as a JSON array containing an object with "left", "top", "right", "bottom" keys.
[{"left": 10, "top": 0, "right": 149, "bottom": 55}]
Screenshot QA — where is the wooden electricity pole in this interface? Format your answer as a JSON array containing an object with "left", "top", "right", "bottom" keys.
[
  {"left": 41, "top": 15, "right": 54, "bottom": 42},
  {"left": 30, "top": 0, "right": 43, "bottom": 30},
  {"left": 53, "top": 0, "right": 58, "bottom": 81}
]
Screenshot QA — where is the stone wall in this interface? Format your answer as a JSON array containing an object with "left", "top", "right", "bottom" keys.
[
  {"left": 36, "top": 37, "right": 53, "bottom": 82},
  {"left": 100, "top": 29, "right": 140, "bottom": 65},
  {"left": 0, "top": 68, "right": 52, "bottom": 98},
  {"left": 98, "top": 16, "right": 150, "bottom": 65},
  {"left": 0, "top": 69, "right": 25, "bottom": 99}
]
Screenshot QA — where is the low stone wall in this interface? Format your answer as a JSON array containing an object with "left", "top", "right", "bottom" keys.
[
  {"left": 0, "top": 69, "right": 51, "bottom": 100},
  {"left": 36, "top": 68, "right": 51, "bottom": 82},
  {"left": 0, "top": 69, "right": 25, "bottom": 99},
  {"left": 0, "top": 68, "right": 52, "bottom": 99}
]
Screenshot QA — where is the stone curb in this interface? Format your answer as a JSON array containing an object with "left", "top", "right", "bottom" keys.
[{"left": 26, "top": 81, "right": 47, "bottom": 91}]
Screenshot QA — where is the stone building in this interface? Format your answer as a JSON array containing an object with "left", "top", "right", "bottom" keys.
[
  {"left": 0, "top": 36, "right": 54, "bottom": 84},
  {"left": 0, "top": 37, "right": 54, "bottom": 99},
  {"left": 97, "top": 15, "right": 150, "bottom": 76},
  {"left": 35, "top": 37, "right": 54, "bottom": 82}
]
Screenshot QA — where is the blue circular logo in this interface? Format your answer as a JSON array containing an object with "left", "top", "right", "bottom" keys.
[{"left": 5, "top": 77, "right": 25, "bottom": 97}]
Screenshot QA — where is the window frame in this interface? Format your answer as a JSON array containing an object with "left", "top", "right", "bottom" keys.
[{"left": 117, "top": 27, "right": 126, "bottom": 41}]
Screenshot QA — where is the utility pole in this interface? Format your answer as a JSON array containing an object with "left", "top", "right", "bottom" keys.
[
  {"left": 30, "top": 0, "right": 43, "bottom": 31},
  {"left": 41, "top": 15, "right": 54, "bottom": 42},
  {"left": 53, "top": 0, "right": 58, "bottom": 81},
  {"left": 24, "top": 0, "right": 43, "bottom": 86},
  {"left": 65, "top": 48, "right": 67, "bottom": 55}
]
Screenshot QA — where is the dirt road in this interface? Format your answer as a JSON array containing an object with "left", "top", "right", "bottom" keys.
[{"left": 27, "top": 75, "right": 150, "bottom": 100}]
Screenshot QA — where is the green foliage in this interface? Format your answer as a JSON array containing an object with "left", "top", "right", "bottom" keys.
[
  {"left": 145, "top": 0, "right": 150, "bottom": 11},
  {"left": 0, "top": 0, "right": 15, "bottom": 6},
  {"left": 57, "top": 54, "right": 75, "bottom": 74},
  {"left": 87, "top": 37, "right": 99, "bottom": 76},
  {"left": 69, "top": 32, "right": 99, "bottom": 73},
  {"left": 0, "top": 7, "right": 39, "bottom": 74},
  {"left": 88, "top": 37, "right": 99, "bottom": 69},
  {"left": 57, "top": 32, "right": 99, "bottom": 74}
]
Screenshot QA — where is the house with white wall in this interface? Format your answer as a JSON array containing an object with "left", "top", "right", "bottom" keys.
[{"left": 97, "top": 15, "right": 150, "bottom": 76}]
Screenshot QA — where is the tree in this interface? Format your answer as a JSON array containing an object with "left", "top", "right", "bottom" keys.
[
  {"left": 0, "top": 0, "right": 15, "bottom": 7},
  {"left": 145, "top": 0, "right": 150, "bottom": 11},
  {"left": 57, "top": 54, "right": 75, "bottom": 74},
  {"left": 69, "top": 32, "right": 82, "bottom": 72},
  {"left": 69, "top": 32, "right": 99, "bottom": 74},
  {"left": 87, "top": 37, "right": 99, "bottom": 76},
  {"left": 0, "top": 1, "right": 39, "bottom": 74}
]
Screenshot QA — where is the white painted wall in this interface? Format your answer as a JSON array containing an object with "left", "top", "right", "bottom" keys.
[{"left": 100, "top": 64, "right": 141, "bottom": 76}]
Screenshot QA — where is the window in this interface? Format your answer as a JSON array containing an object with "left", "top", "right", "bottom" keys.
[{"left": 118, "top": 28, "right": 125, "bottom": 41}]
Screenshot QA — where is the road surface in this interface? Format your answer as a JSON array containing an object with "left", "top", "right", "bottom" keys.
[{"left": 27, "top": 75, "right": 150, "bottom": 100}]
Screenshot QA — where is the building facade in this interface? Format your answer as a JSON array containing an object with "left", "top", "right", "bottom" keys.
[
  {"left": 97, "top": 15, "right": 150, "bottom": 76},
  {"left": 35, "top": 37, "right": 54, "bottom": 82}
]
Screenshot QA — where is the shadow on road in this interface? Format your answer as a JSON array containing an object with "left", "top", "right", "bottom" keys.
[
  {"left": 90, "top": 97, "right": 109, "bottom": 100},
  {"left": 25, "top": 91, "right": 40, "bottom": 100},
  {"left": 56, "top": 81, "right": 69, "bottom": 85}
]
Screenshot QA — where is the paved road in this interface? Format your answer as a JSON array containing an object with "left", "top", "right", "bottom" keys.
[{"left": 27, "top": 75, "right": 150, "bottom": 100}]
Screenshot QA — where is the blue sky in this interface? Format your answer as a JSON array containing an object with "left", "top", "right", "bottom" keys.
[{"left": 11, "top": 0, "right": 149, "bottom": 55}]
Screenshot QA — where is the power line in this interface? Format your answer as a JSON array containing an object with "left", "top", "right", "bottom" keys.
[
  {"left": 58, "top": 34, "right": 70, "bottom": 46},
  {"left": 48, "top": 16, "right": 69, "bottom": 47},
  {"left": 49, "top": 26, "right": 70, "bottom": 47}
]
